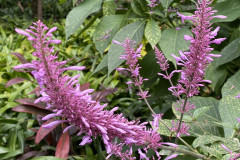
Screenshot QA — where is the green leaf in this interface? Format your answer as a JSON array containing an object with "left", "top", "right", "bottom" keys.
[
  {"left": 172, "top": 97, "right": 222, "bottom": 136},
  {"left": 216, "top": 38, "right": 240, "bottom": 67},
  {"left": 219, "top": 69, "right": 240, "bottom": 138},
  {"left": 193, "top": 135, "right": 223, "bottom": 148},
  {"left": 200, "top": 145, "right": 223, "bottom": 159},
  {"left": 31, "top": 156, "right": 64, "bottom": 160},
  {"left": 131, "top": 0, "right": 145, "bottom": 16},
  {"left": 205, "top": 52, "right": 228, "bottom": 92},
  {"left": 139, "top": 51, "right": 161, "bottom": 79},
  {"left": 65, "top": 0, "right": 103, "bottom": 39},
  {"left": 212, "top": 0, "right": 240, "bottom": 22},
  {"left": 161, "top": 0, "right": 173, "bottom": 9},
  {"left": 102, "top": 0, "right": 116, "bottom": 16},
  {"left": 145, "top": 18, "right": 161, "bottom": 48},
  {"left": 0, "top": 150, "right": 22, "bottom": 160},
  {"left": 193, "top": 106, "right": 211, "bottom": 119},
  {"left": 159, "top": 28, "right": 192, "bottom": 67},
  {"left": 0, "top": 147, "right": 9, "bottom": 154},
  {"left": 107, "top": 20, "right": 146, "bottom": 74},
  {"left": 92, "top": 55, "right": 108, "bottom": 75},
  {"left": 93, "top": 15, "right": 125, "bottom": 55}
]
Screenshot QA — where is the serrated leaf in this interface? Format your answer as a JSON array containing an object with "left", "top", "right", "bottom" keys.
[
  {"left": 159, "top": 28, "right": 192, "bottom": 67},
  {"left": 193, "top": 135, "right": 223, "bottom": 148},
  {"left": 172, "top": 97, "right": 222, "bottom": 136},
  {"left": 131, "top": 0, "right": 145, "bottom": 16},
  {"left": 219, "top": 70, "right": 240, "bottom": 138},
  {"left": 103, "top": 0, "right": 116, "bottom": 16},
  {"left": 65, "top": 0, "right": 103, "bottom": 39},
  {"left": 216, "top": 38, "right": 240, "bottom": 67},
  {"left": 200, "top": 145, "right": 223, "bottom": 159},
  {"left": 212, "top": 0, "right": 240, "bottom": 22},
  {"left": 108, "top": 21, "right": 145, "bottom": 74},
  {"left": 92, "top": 55, "right": 108, "bottom": 75},
  {"left": 145, "top": 18, "right": 161, "bottom": 48},
  {"left": 161, "top": 0, "right": 173, "bottom": 9},
  {"left": 205, "top": 52, "right": 228, "bottom": 92},
  {"left": 93, "top": 15, "right": 125, "bottom": 55},
  {"left": 193, "top": 106, "right": 211, "bottom": 119}
]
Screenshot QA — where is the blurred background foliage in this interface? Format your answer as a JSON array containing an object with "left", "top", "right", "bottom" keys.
[{"left": 0, "top": 0, "right": 240, "bottom": 159}]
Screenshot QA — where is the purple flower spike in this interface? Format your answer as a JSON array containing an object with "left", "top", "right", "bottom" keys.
[
  {"left": 165, "top": 154, "right": 178, "bottom": 160},
  {"left": 174, "top": 0, "right": 226, "bottom": 97},
  {"left": 79, "top": 135, "right": 92, "bottom": 145},
  {"left": 15, "top": 20, "right": 163, "bottom": 159}
]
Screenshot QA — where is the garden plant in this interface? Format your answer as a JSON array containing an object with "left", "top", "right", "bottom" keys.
[{"left": 1, "top": 0, "right": 240, "bottom": 160}]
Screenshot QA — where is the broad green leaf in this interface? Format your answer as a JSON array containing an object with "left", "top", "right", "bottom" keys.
[
  {"left": 200, "top": 145, "right": 223, "bottom": 159},
  {"left": 211, "top": 138, "right": 240, "bottom": 154},
  {"left": 139, "top": 51, "right": 161, "bottom": 79},
  {"left": 219, "top": 69, "right": 240, "bottom": 138},
  {"left": 0, "top": 147, "right": 9, "bottom": 154},
  {"left": 216, "top": 38, "right": 240, "bottom": 67},
  {"left": 161, "top": 0, "right": 173, "bottom": 9},
  {"left": 230, "top": 27, "right": 240, "bottom": 42},
  {"left": 31, "top": 156, "right": 64, "bottom": 160},
  {"left": 172, "top": 97, "right": 222, "bottom": 136},
  {"left": 205, "top": 52, "right": 228, "bottom": 93},
  {"left": 93, "top": 15, "right": 125, "bottom": 55},
  {"left": 145, "top": 18, "right": 161, "bottom": 48},
  {"left": 193, "top": 106, "right": 211, "bottom": 119},
  {"left": 102, "top": 0, "right": 116, "bottom": 16},
  {"left": 92, "top": 55, "right": 108, "bottom": 75},
  {"left": 159, "top": 28, "right": 192, "bottom": 67},
  {"left": 65, "top": 0, "right": 103, "bottom": 39},
  {"left": 131, "top": 0, "right": 145, "bottom": 16},
  {"left": 193, "top": 135, "right": 223, "bottom": 148},
  {"left": 108, "top": 21, "right": 145, "bottom": 74},
  {"left": 212, "top": 0, "right": 240, "bottom": 22}
]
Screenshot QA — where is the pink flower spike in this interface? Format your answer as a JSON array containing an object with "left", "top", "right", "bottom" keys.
[
  {"left": 63, "top": 125, "right": 74, "bottom": 133},
  {"left": 136, "top": 44, "right": 143, "bottom": 53},
  {"left": 212, "top": 15, "right": 227, "bottom": 19},
  {"left": 63, "top": 66, "right": 86, "bottom": 71},
  {"left": 184, "top": 35, "right": 193, "bottom": 41},
  {"left": 46, "top": 27, "right": 57, "bottom": 35},
  {"left": 237, "top": 118, "right": 240, "bottom": 123},
  {"left": 14, "top": 63, "right": 35, "bottom": 69},
  {"left": 221, "top": 144, "right": 232, "bottom": 154},
  {"left": 49, "top": 39, "right": 61, "bottom": 44},
  {"left": 201, "top": 80, "right": 212, "bottom": 83},
  {"left": 42, "top": 113, "right": 57, "bottom": 121},
  {"left": 211, "top": 26, "right": 220, "bottom": 36},
  {"left": 165, "top": 154, "right": 178, "bottom": 160},
  {"left": 79, "top": 135, "right": 92, "bottom": 145},
  {"left": 211, "top": 38, "right": 226, "bottom": 44},
  {"left": 42, "top": 120, "right": 67, "bottom": 129},
  {"left": 162, "top": 142, "right": 178, "bottom": 148},
  {"left": 116, "top": 68, "right": 125, "bottom": 71},
  {"left": 112, "top": 40, "right": 122, "bottom": 46},
  {"left": 15, "top": 28, "right": 31, "bottom": 37},
  {"left": 138, "top": 149, "right": 149, "bottom": 160}
]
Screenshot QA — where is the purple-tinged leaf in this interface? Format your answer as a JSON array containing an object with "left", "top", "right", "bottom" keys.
[
  {"left": 11, "top": 52, "right": 28, "bottom": 64},
  {"left": 5, "top": 77, "right": 28, "bottom": 87},
  {"left": 35, "top": 119, "right": 59, "bottom": 144},
  {"left": 12, "top": 104, "right": 51, "bottom": 117},
  {"left": 16, "top": 151, "right": 39, "bottom": 160},
  {"left": 15, "top": 98, "right": 47, "bottom": 109},
  {"left": 55, "top": 132, "right": 70, "bottom": 159}
]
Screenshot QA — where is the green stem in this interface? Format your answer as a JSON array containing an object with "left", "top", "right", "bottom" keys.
[{"left": 160, "top": 146, "right": 206, "bottom": 159}]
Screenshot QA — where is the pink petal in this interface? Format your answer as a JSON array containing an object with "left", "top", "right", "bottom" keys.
[{"left": 79, "top": 135, "right": 92, "bottom": 145}]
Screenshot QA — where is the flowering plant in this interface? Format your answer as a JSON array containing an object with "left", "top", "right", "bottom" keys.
[{"left": 8, "top": 0, "right": 240, "bottom": 159}]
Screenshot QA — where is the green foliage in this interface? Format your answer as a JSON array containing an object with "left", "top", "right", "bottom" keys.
[
  {"left": 65, "top": 0, "right": 103, "bottom": 39},
  {"left": 159, "top": 28, "right": 192, "bottom": 67}
]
